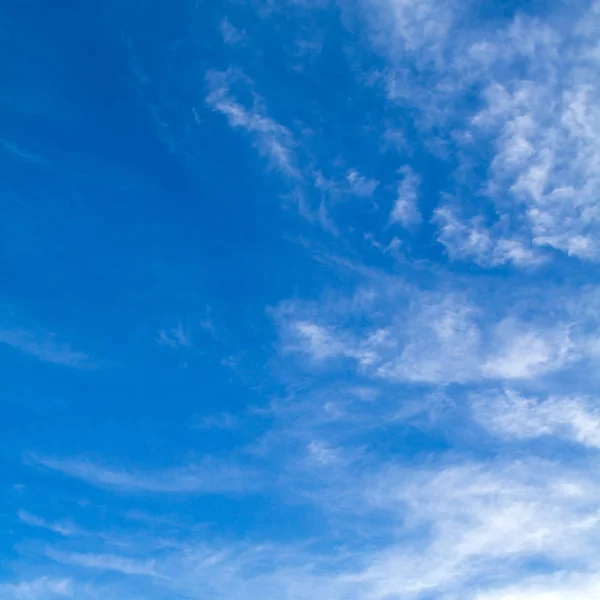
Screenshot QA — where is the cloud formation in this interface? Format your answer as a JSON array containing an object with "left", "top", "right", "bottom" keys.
[{"left": 276, "top": 279, "right": 593, "bottom": 385}]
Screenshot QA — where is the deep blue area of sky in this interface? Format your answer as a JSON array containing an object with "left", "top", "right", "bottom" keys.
[{"left": 0, "top": 0, "right": 575, "bottom": 500}]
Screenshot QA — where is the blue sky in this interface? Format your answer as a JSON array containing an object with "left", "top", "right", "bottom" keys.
[{"left": 2, "top": 0, "right": 600, "bottom": 598}]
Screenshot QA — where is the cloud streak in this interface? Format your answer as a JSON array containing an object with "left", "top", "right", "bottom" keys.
[
  {"left": 47, "top": 549, "right": 162, "bottom": 578},
  {"left": 27, "top": 454, "right": 259, "bottom": 495},
  {"left": 18, "top": 510, "right": 84, "bottom": 538},
  {"left": 206, "top": 69, "right": 299, "bottom": 178},
  {"left": 0, "top": 329, "right": 96, "bottom": 368}
]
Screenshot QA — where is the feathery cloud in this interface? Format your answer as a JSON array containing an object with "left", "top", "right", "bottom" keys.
[
  {"left": 276, "top": 282, "right": 589, "bottom": 385},
  {"left": 27, "top": 454, "right": 258, "bottom": 495},
  {"left": 47, "top": 549, "right": 161, "bottom": 578},
  {"left": 18, "top": 510, "right": 84, "bottom": 537},
  {"left": 206, "top": 69, "right": 299, "bottom": 178}
]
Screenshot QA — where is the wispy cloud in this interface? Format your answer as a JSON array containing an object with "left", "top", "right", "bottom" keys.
[
  {"left": 364, "top": 0, "right": 458, "bottom": 66},
  {"left": 389, "top": 165, "right": 421, "bottom": 227},
  {"left": 219, "top": 17, "right": 244, "bottom": 45},
  {"left": 353, "top": 458, "right": 600, "bottom": 597},
  {"left": 192, "top": 412, "right": 240, "bottom": 431},
  {"left": 286, "top": 320, "right": 374, "bottom": 365},
  {"left": 199, "top": 305, "right": 221, "bottom": 340},
  {"left": 1, "top": 139, "right": 49, "bottom": 167},
  {"left": 22, "top": 454, "right": 600, "bottom": 600},
  {"left": 433, "top": 205, "right": 543, "bottom": 267},
  {"left": 47, "top": 549, "right": 161, "bottom": 578},
  {"left": 276, "top": 283, "right": 588, "bottom": 385},
  {"left": 206, "top": 69, "right": 299, "bottom": 178},
  {"left": 313, "top": 168, "right": 379, "bottom": 200},
  {"left": 345, "top": 169, "right": 379, "bottom": 198},
  {"left": 18, "top": 510, "right": 84, "bottom": 537},
  {"left": 27, "top": 453, "right": 258, "bottom": 495},
  {"left": 156, "top": 323, "right": 192, "bottom": 349},
  {"left": 0, "top": 577, "right": 72, "bottom": 600},
  {"left": 0, "top": 329, "right": 96, "bottom": 368}
]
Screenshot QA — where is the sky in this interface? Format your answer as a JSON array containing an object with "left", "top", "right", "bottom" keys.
[{"left": 2, "top": 0, "right": 600, "bottom": 598}]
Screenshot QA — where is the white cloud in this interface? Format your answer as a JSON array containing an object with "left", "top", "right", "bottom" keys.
[
  {"left": 375, "top": 294, "right": 482, "bottom": 384},
  {"left": 381, "top": 126, "right": 407, "bottom": 154},
  {"left": 156, "top": 323, "right": 192, "bottom": 349},
  {"left": 352, "top": 459, "right": 600, "bottom": 594},
  {"left": 473, "top": 389, "right": 600, "bottom": 448},
  {"left": 291, "top": 321, "right": 341, "bottom": 360},
  {"left": 276, "top": 284, "right": 589, "bottom": 385},
  {"left": 286, "top": 319, "right": 385, "bottom": 369},
  {"left": 363, "top": 0, "right": 457, "bottom": 65},
  {"left": 433, "top": 206, "right": 492, "bottom": 262},
  {"left": 463, "top": 8, "right": 600, "bottom": 263},
  {"left": 47, "top": 549, "right": 161, "bottom": 578},
  {"left": 206, "top": 69, "right": 299, "bottom": 178},
  {"left": 219, "top": 18, "right": 244, "bottom": 45},
  {"left": 0, "top": 577, "right": 72, "bottom": 600},
  {"left": 345, "top": 169, "right": 379, "bottom": 198},
  {"left": 17, "top": 510, "right": 83, "bottom": 537},
  {"left": 281, "top": 298, "right": 455, "bottom": 382},
  {"left": 471, "top": 72, "right": 600, "bottom": 261},
  {"left": 389, "top": 165, "right": 421, "bottom": 226},
  {"left": 359, "top": 0, "right": 600, "bottom": 266},
  {"left": 474, "top": 572, "right": 600, "bottom": 600},
  {"left": 433, "top": 205, "right": 543, "bottom": 267},
  {"left": 25, "top": 455, "right": 600, "bottom": 600},
  {"left": 0, "top": 329, "right": 95, "bottom": 368},
  {"left": 313, "top": 168, "right": 379, "bottom": 201},
  {"left": 305, "top": 440, "right": 342, "bottom": 466},
  {"left": 290, "top": 321, "right": 353, "bottom": 362},
  {"left": 482, "top": 319, "right": 575, "bottom": 380},
  {"left": 199, "top": 305, "right": 218, "bottom": 338},
  {"left": 27, "top": 454, "right": 257, "bottom": 495}
]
